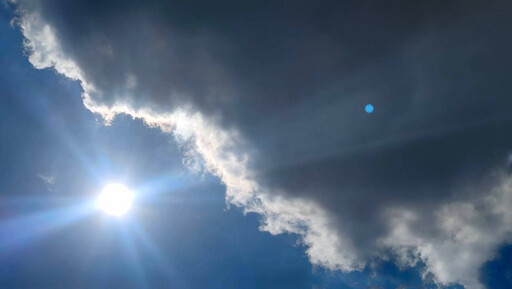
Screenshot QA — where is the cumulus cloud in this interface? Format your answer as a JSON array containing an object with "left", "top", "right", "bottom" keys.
[
  {"left": 10, "top": 0, "right": 512, "bottom": 288},
  {"left": 380, "top": 173, "right": 512, "bottom": 288}
]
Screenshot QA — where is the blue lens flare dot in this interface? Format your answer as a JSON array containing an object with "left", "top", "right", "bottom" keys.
[{"left": 365, "top": 104, "right": 374, "bottom": 114}]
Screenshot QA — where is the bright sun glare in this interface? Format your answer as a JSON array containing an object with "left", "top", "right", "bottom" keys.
[{"left": 96, "top": 183, "right": 134, "bottom": 216}]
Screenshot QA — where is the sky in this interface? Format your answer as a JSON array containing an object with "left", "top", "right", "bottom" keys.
[{"left": 1, "top": 1, "right": 512, "bottom": 288}]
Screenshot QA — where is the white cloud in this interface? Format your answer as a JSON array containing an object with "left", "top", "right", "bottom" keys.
[
  {"left": 36, "top": 172, "right": 54, "bottom": 185},
  {"left": 380, "top": 174, "right": 512, "bottom": 289}
]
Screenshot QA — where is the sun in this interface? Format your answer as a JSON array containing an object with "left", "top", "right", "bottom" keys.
[{"left": 96, "top": 183, "right": 134, "bottom": 216}]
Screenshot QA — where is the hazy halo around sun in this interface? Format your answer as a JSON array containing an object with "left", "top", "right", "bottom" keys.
[{"left": 96, "top": 183, "right": 134, "bottom": 217}]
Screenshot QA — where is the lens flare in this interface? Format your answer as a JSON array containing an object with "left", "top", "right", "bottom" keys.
[{"left": 365, "top": 104, "right": 374, "bottom": 114}]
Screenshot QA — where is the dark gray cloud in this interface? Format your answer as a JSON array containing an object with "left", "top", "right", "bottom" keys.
[{"left": 11, "top": 0, "right": 512, "bottom": 288}]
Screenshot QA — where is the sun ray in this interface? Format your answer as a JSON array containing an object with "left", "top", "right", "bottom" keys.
[{"left": 0, "top": 200, "right": 95, "bottom": 254}]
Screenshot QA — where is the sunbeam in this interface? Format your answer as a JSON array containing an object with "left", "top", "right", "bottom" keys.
[{"left": 0, "top": 200, "right": 95, "bottom": 254}]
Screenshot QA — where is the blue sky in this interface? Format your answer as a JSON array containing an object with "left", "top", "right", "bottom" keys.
[{"left": 2, "top": 1, "right": 512, "bottom": 288}]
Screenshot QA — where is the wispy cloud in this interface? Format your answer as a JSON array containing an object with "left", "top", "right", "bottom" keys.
[{"left": 36, "top": 172, "right": 54, "bottom": 185}]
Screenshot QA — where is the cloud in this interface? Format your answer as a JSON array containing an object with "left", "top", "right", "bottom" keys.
[
  {"left": 36, "top": 172, "right": 54, "bottom": 185},
  {"left": 10, "top": 1, "right": 512, "bottom": 288},
  {"left": 380, "top": 174, "right": 512, "bottom": 288}
]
